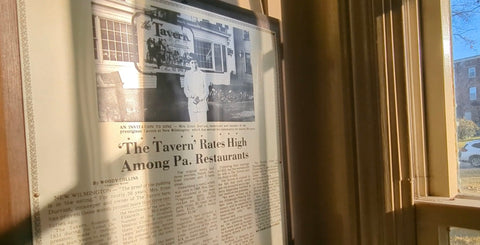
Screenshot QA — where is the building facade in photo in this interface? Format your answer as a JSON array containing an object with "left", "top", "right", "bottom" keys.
[{"left": 91, "top": 0, "right": 255, "bottom": 122}]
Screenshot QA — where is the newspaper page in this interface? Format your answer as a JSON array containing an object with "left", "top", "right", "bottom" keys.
[{"left": 18, "top": 0, "right": 286, "bottom": 244}]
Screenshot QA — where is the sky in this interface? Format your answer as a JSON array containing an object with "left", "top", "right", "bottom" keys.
[
  {"left": 451, "top": 0, "right": 480, "bottom": 60},
  {"left": 452, "top": 36, "right": 480, "bottom": 60}
]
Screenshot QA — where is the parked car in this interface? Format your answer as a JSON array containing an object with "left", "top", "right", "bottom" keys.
[{"left": 459, "top": 139, "right": 480, "bottom": 167}]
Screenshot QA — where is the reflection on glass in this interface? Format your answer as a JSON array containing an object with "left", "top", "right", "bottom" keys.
[
  {"left": 452, "top": 0, "right": 480, "bottom": 195},
  {"left": 450, "top": 227, "right": 480, "bottom": 244}
]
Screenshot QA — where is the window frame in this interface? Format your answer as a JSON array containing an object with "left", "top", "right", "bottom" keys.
[
  {"left": 193, "top": 38, "right": 227, "bottom": 72},
  {"left": 470, "top": 87, "right": 478, "bottom": 101},
  {"left": 356, "top": 0, "right": 480, "bottom": 243},
  {"left": 413, "top": 0, "right": 480, "bottom": 243},
  {"left": 92, "top": 15, "right": 139, "bottom": 64},
  {"left": 469, "top": 67, "right": 476, "bottom": 78},
  {"left": 464, "top": 111, "right": 472, "bottom": 120}
]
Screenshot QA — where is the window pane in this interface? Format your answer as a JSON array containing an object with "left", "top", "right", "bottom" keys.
[
  {"left": 101, "top": 30, "right": 107, "bottom": 39},
  {"left": 469, "top": 67, "right": 476, "bottom": 78},
  {"left": 243, "top": 30, "right": 250, "bottom": 41},
  {"left": 450, "top": 227, "right": 480, "bottom": 244},
  {"left": 108, "top": 31, "right": 114, "bottom": 40},
  {"left": 214, "top": 43, "right": 222, "bottom": 72},
  {"left": 109, "top": 41, "right": 115, "bottom": 51},
  {"left": 194, "top": 39, "right": 213, "bottom": 69},
  {"left": 245, "top": 52, "right": 252, "bottom": 74},
  {"left": 116, "top": 52, "right": 123, "bottom": 61},
  {"left": 452, "top": 0, "right": 480, "bottom": 195},
  {"left": 100, "top": 19, "right": 106, "bottom": 29},
  {"left": 103, "top": 51, "right": 109, "bottom": 60},
  {"left": 102, "top": 40, "right": 108, "bottom": 49},
  {"left": 114, "top": 22, "right": 120, "bottom": 31},
  {"left": 470, "top": 87, "right": 477, "bottom": 101},
  {"left": 222, "top": 45, "right": 227, "bottom": 72},
  {"left": 97, "top": 17, "right": 139, "bottom": 62}
]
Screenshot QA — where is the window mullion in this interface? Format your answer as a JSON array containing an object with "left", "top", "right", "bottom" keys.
[{"left": 420, "top": 0, "right": 458, "bottom": 197}]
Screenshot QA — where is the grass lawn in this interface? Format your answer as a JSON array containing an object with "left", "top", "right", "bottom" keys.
[
  {"left": 459, "top": 168, "right": 480, "bottom": 193},
  {"left": 450, "top": 227, "right": 480, "bottom": 245}
]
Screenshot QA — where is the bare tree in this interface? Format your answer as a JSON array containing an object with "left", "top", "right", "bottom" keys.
[{"left": 451, "top": 0, "right": 480, "bottom": 48}]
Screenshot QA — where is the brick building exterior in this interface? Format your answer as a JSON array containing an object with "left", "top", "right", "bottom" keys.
[{"left": 455, "top": 55, "right": 480, "bottom": 125}]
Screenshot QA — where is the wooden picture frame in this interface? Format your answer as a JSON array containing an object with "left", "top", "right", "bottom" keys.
[
  {"left": 0, "top": 0, "right": 33, "bottom": 243},
  {"left": 1, "top": 0, "right": 289, "bottom": 244}
]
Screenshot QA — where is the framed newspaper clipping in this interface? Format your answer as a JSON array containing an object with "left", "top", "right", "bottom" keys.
[{"left": 17, "top": 0, "right": 288, "bottom": 244}]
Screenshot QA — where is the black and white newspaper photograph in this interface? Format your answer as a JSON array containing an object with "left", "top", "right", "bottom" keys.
[
  {"left": 18, "top": 0, "right": 286, "bottom": 244},
  {"left": 95, "top": 1, "right": 255, "bottom": 122}
]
